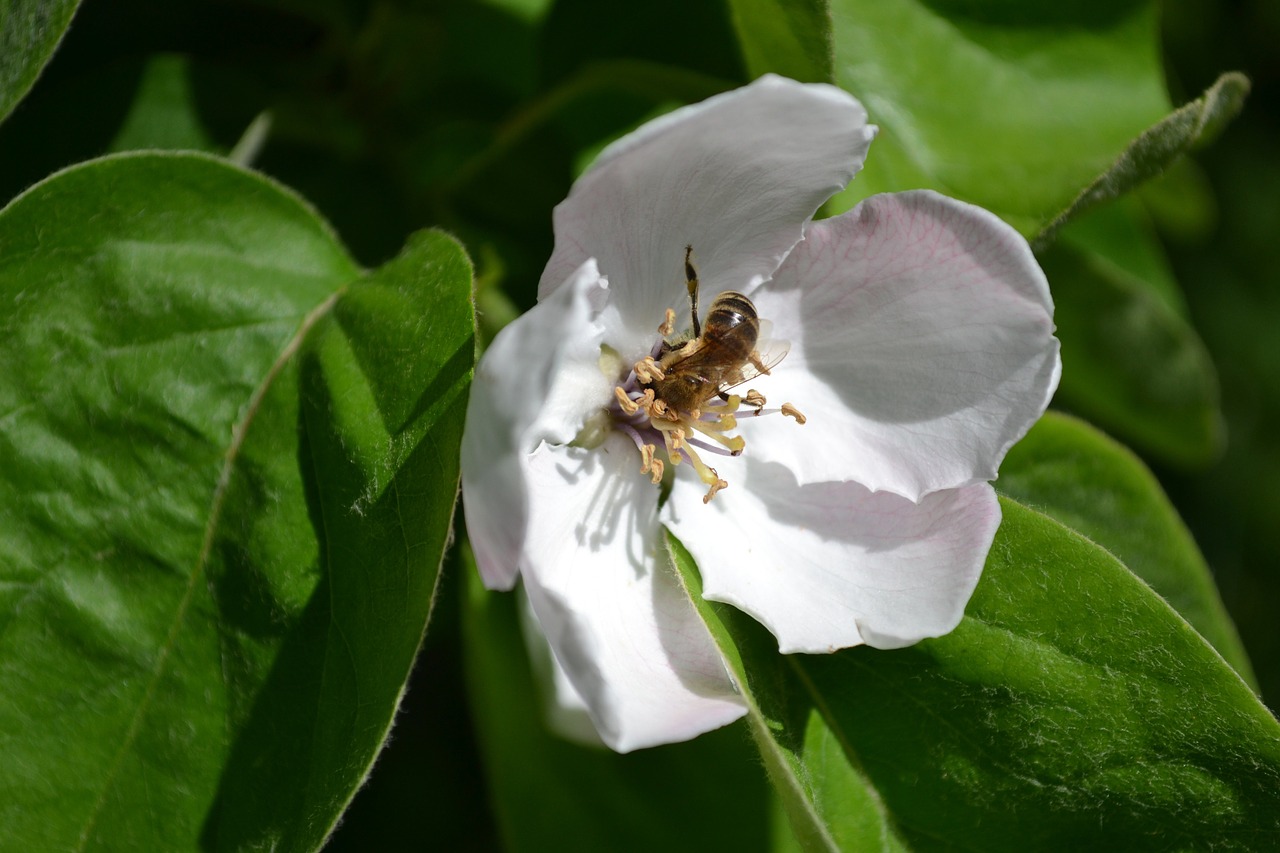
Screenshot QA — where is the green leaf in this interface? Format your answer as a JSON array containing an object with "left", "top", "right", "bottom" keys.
[
  {"left": 1040, "top": 204, "right": 1224, "bottom": 466},
  {"left": 108, "top": 54, "right": 217, "bottom": 154},
  {"left": 0, "top": 0, "right": 81, "bottom": 125},
  {"left": 668, "top": 535, "right": 907, "bottom": 853},
  {"left": 998, "top": 412, "right": 1256, "bottom": 688},
  {"left": 727, "top": 0, "right": 835, "bottom": 83},
  {"left": 461, "top": 553, "right": 775, "bottom": 853},
  {"left": 1034, "top": 72, "right": 1250, "bottom": 251},
  {"left": 204, "top": 228, "right": 475, "bottom": 850},
  {"left": 672, "top": 501, "right": 1280, "bottom": 848},
  {"left": 0, "top": 152, "right": 474, "bottom": 850},
  {"left": 827, "top": 1, "right": 1172, "bottom": 236}
]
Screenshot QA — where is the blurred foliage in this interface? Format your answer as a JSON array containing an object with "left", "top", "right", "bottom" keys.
[{"left": 1157, "top": 0, "right": 1280, "bottom": 707}]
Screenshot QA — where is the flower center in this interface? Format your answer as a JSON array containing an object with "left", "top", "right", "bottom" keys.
[{"left": 606, "top": 309, "right": 806, "bottom": 504}]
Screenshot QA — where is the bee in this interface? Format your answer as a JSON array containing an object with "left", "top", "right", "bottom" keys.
[{"left": 643, "top": 246, "right": 788, "bottom": 415}]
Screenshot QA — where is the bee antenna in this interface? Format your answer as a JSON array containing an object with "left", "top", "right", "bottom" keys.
[{"left": 685, "top": 244, "right": 700, "bottom": 337}]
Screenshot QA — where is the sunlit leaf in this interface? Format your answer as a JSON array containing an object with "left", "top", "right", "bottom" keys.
[
  {"left": 827, "top": 0, "right": 1172, "bottom": 236},
  {"left": 999, "top": 412, "right": 1255, "bottom": 687},
  {"left": 673, "top": 500, "right": 1280, "bottom": 847},
  {"left": 727, "top": 0, "right": 834, "bottom": 84},
  {"left": 0, "top": 152, "right": 473, "bottom": 850}
]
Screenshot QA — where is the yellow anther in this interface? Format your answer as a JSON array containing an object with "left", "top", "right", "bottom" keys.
[
  {"left": 658, "top": 308, "right": 676, "bottom": 336},
  {"left": 634, "top": 356, "right": 665, "bottom": 384},
  {"left": 781, "top": 402, "right": 807, "bottom": 424},
  {"left": 614, "top": 386, "right": 640, "bottom": 414},
  {"left": 744, "top": 389, "right": 766, "bottom": 408},
  {"left": 639, "top": 444, "right": 664, "bottom": 484},
  {"left": 702, "top": 478, "right": 728, "bottom": 503}
]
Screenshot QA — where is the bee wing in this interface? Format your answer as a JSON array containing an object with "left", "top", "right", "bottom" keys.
[
  {"left": 750, "top": 320, "right": 791, "bottom": 375},
  {"left": 720, "top": 321, "right": 790, "bottom": 392}
]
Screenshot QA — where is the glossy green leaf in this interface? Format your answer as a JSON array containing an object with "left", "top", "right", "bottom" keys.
[
  {"left": 672, "top": 501, "right": 1280, "bottom": 848},
  {"left": 727, "top": 0, "right": 834, "bottom": 83},
  {"left": 668, "top": 536, "right": 905, "bottom": 853},
  {"left": 461, "top": 556, "right": 774, "bottom": 853},
  {"left": 827, "top": 0, "right": 1171, "bottom": 236},
  {"left": 1034, "top": 72, "right": 1249, "bottom": 250},
  {"left": 998, "top": 412, "right": 1255, "bottom": 687},
  {"left": 1041, "top": 204, "right": 1224, "bottom": 467},
  {"left": 0, "top": 0, "right": 82, "bottom": 125},
  {"left": 0, "top": 152, "right": 474, "bottom": 850}
]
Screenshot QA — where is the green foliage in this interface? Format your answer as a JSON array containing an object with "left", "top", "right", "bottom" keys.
[
  {"left": 0, "top": 153, "right": 474, "bottom": 850},
  {"left": 1034, "top": 73, "right": 1251, "bottom": 250},
  {"left": 727, "top": 0, "right": 835, "bottom": 84},
  {"left": 825, "top": 0, "right": 1172, "bottom": 236},
  {"left": 1041, "top": 201, "right": 1225, "bottom": 466},
  {"left": 672, "top": 491, "right": 1280, "bottom": 848},
  {"left": 0, "top": 0, "right": 1274, "bottom": 849},
  {"left": 0, "top": 0, "right": 81, "bottom": 125},
  {"left": 999, "top": 413, "right": 1255, "bottom": 686}
]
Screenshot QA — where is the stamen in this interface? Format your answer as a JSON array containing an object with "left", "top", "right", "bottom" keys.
[
  {"left": 703, "top": 478, "right": 727, "bottom": 503},
  {"left": 639, "top": 443, "right": 664, "bottom": 484},
  {"left": 614, "top": 386, "right": 642, "bottom": 414},
  {"left": 688, "top": 419, "right": 745, "bottom": 455},
  {"left": 686, "top": 436, "right": 736, "bottom": 457},
  {"left": 606, "top": 305, "right": 804, "bottom": 505},
  {"left": 634, "top": 356, "right": 665, "bottom": 384},
  {"left": 677, "top": 436, "right": 728, "bottom": 503},
  {"left": 658, "top": 308, "right": 676, "bottom": 336}
]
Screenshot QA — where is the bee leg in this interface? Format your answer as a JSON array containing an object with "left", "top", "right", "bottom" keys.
[{"left": 685, "top": 244, "right": 701, "bottom": 338}]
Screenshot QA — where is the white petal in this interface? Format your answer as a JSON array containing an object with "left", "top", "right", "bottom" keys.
[
  {"left": 518, "top": 589, "right": 605, "bottom": 748},
  {"left": 519, "top": 435, "right": 746, "bottom": 752},
  {"left": 747, "top": 190, "right": 1061, "bottom": 500},
  {"left": 541, "top": 74, "right": 877, "bottom": 361},
  {"left": 461, "top": 260, "right": 613, "bottom": 590},
  {"left": 663, "top": 459, "right": 1000, "bottom": 653}
]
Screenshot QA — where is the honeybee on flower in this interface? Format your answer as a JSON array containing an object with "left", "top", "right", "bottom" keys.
[{"left": 461, "top": 75, "right": 1060, "bottom": 752}]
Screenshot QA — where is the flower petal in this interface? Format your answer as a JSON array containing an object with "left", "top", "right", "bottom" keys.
[
  {"left": 747, "top": 192, "right": 1059, "bottom": 499},
  {"left": 663, "top": 459, "right": 1000, "bottom": 653},
  {"left": 519, "top": 435, "right": 746, "bottom": 751},
  {"left": 541, "top": 74, "right": 877, "bottom": 361},
  {"left": 746, "top": 190, "right": 1060, "bottom": 501},
  {"left": 518, "top": 590, "right": 605, "bottom": 748},
  {"left": 462, "top": 259, "right": 612, "bottom": 590}
]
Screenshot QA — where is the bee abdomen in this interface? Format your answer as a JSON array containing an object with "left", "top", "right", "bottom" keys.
[{"left": 705, "top": 291, "right": 758, "bottom": 340}]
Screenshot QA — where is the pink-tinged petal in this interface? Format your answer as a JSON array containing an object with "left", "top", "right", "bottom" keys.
[
  {"left": 663, "top": 460, "right": 1000, "bottom": 653},
  {"left": 520, "top": 435, "right": 746, "bottom": 752},
  {"left": 747, "top": 190, "right": 1061, "bottom": 500},
  {"left": 541, "top": 74, "right": 877, "bottom": 361},
  {"left": 462, "top": 260, "right": 612, "bottom": 590}
]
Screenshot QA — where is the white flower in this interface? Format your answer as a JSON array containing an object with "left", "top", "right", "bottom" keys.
[{"left": 461, "top": 75, "right": 1061, "bottom": 752}]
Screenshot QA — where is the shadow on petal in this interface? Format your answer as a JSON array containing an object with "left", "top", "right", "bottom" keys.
[{"left": 548, "top": 443, "right": 658, "bottom": 580}]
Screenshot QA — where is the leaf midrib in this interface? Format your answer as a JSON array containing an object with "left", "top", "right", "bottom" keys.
[{"left": 73, "top": 288, "right": 345, "bottom": 850}]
